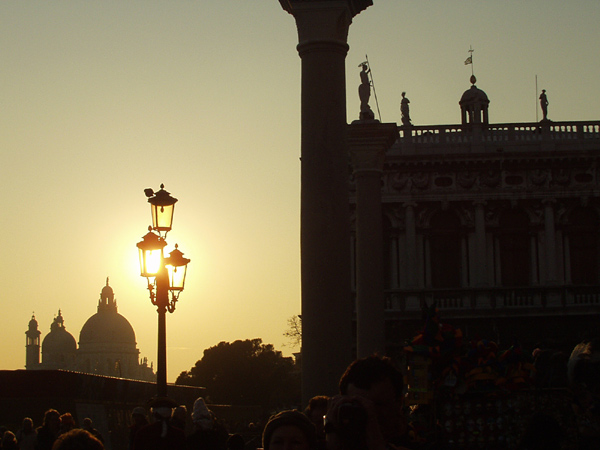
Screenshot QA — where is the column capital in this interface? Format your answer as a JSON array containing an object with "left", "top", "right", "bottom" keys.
[
  {"left": 281, "top": 1, "right": 351, "bottom": 47},
  {"left": 280, "top": 1, "right": 371, "bottom": 50},
  {"left": 280, "top": 0, "right": 372, "bottom": 18}
]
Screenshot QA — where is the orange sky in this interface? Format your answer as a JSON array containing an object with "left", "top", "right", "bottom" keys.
[{"left": 1, "top": 1, "right": 599, "bottom": 382}]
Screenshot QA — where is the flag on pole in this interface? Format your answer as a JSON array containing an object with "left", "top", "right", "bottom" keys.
[{"left": 464, "top": 56, "right": 472, "bottom": 65}]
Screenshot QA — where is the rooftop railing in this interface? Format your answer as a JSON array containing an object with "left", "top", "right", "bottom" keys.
[{"left": 397, "top": 121, "right": 600, "bottom": 146}]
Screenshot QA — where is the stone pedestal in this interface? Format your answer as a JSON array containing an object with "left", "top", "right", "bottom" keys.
[{"left": 349, "top": 121, "right": 398, "bottom": 358}]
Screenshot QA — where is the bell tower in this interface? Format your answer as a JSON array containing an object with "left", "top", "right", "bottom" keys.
[{"left": 25, "top": 314, "right": 41, "bottom": 369}]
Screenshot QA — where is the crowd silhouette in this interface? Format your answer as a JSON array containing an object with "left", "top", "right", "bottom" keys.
[{"left": 1, "top": 348, "right": 599, "bottom": 449}]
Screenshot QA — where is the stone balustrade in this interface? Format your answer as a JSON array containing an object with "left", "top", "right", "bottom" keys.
[{"left": 395, "top": 121, "right": 600, "bottom": 148}]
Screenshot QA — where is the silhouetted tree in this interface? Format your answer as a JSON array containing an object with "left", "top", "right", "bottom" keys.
[
  {"left": 283, "top": 315, "right": 302, "bottom": 349},
  {"left": 176, "top": 339, "right": 300, "bottom": 409}
]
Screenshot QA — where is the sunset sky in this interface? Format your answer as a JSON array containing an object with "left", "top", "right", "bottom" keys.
[{"left": 2, "top": 1, "right": 599, "bottom": 382}]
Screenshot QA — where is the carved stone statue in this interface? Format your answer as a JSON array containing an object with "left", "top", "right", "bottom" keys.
[
  {"left": 358, "top": 63, "right": 375, "bottom": 120},
  {"left": 401, "top": 91, "right": 412, "bottom": 126},
  {"left": 540, "top": 89, "right": 549, "bottom": 121}
]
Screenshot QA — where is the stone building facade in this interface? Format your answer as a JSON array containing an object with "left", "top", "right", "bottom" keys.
[{"left": 349, "top": 81, "right": 600, "bottom": 354}]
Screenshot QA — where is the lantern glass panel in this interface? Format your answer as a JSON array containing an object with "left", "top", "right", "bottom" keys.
[
  {"left": 139, "top": 247, "right": 163, "bottom": 277},
  {"left": 151, "top": 203, "right": 175, "bottom": 232},
  {"left": 167, "top": 264, "right": 187, "bottom": 291}
]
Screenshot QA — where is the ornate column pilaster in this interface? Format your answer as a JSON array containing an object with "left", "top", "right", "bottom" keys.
[
  {"left": 404, "top": 202, "right": 418, "bottom": 288},
  {"left": 564, "top": 233, "right": 572, "bottom": 284},
  {"left": 349, "top": 121, "right": 398, "bottom": 359},
  {"left": 280, "top": 0, "right": 372, "bottom": 404},
  {"left": 530, "top": 234, "right": 539, "bottom": 285},
  {"left": 389, "top": 228, "right": 399, "bottom": 288},
  {"left": 473, "top": 201, "right": 488, "bottom": 286},
  {"left": 543, "top": 199, "right": 558, "bottom": 284}
]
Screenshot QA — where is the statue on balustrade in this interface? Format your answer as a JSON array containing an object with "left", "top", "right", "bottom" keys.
[
  {"left": 540, "top": 89, "right": 549, "bottom": 121},
  {"left": 401, "top": 91, "right": 412, "bottom": 126},
  {"left": 358, "top": 62, "right": 375, "bottom": 121}
]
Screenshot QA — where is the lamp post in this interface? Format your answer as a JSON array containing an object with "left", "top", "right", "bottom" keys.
[{"left": 136, "top": 184, "right": 190, "bottom": 398}]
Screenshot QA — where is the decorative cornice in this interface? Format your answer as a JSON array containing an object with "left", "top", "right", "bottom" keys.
[
  {"left": 280, "top": 0, "right": 372, "bottom": 18},
  {"left": 280, "top": 1, "right": 356, "bottom": 48},
  {"left": 382, "top": 164, "right": 598, "bottom": 196}
]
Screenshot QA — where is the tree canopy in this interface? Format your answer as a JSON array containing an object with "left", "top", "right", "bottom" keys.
[{"left": 176, "top": 339, "right": 300, "bottom": 408}]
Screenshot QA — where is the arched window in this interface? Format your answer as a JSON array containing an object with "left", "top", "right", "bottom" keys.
[
  {"left": 568, "top": 208, "right": 599, "bottom": 284},
  {"left": 429, "top": 211, "right": 462, "bottom": 288},
  {"left": 498, "top": 210, "right": 530, "bottom": 286}
]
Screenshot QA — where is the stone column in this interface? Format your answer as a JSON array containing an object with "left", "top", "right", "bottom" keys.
[
  {"left": 543, "top": 199, "right": 558, "bottom": 284},
  {"left": 473, "top": 201, "right": 491, "bottom": 307},
  {"left": 530, "top": 235, "right": 539, "bottom": 285},
  {"left": 461, "top": 237, "right": 469, "bottom": 287},
  {"left": 474, "top": 201, "right": 488, "bottom": 286},
  {"left": 564, "top": 237, "right": 572, "bottom": 284},
  {"left": 279, "top": 0, "right": 372, "bottom": 404},
  {"left": 389, "top": 230, "right": 399, "bottom": 288},
  {"left": 404, "top": 202, "right": 418, "bottom": 287},
  {"left": 349, "top": 122, "right": 398, "bottom": 358}
]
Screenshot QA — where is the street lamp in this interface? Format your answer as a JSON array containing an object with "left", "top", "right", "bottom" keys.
[{"left": 136, "top": 184, "right": 190, "bottom": 398}]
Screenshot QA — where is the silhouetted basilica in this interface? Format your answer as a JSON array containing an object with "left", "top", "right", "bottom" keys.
[{"left": 25, "top": 279, "right": 155, "bottom": 381}]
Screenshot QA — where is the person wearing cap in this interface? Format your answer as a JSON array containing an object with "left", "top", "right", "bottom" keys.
[
  {"left": 262, "top": 410, "right": 317, "bottom": 450},
  {"left": 132, "top": 397, "right": 186, "bottom": 450},
  {"left": 187, "top": 397, "right": 229, "bottom": 450}
]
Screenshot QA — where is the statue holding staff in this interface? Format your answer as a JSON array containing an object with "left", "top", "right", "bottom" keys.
[{"left": 358, "top": 62, "right": 375, "bottom": 120}]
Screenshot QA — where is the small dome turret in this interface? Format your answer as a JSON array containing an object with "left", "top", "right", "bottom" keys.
[
  {"left": 28, "top": 314, "right": 39, "bottom": 332},
  {"left": 98, "top": 277, "right": 117, "bottom": 313},
  {"left": 459, "top": 75, "right": 490, "bottom": 125}
]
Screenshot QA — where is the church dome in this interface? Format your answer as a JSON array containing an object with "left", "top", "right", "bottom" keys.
[
  {"left": 41, "top": 311, "right": 77, "bottom": 355},
  {"left": 79, "top": 311, "right": 136, "bottom": 346},
  {"left": 79, "top": 278, "right": 136, "bottom": 347}
]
